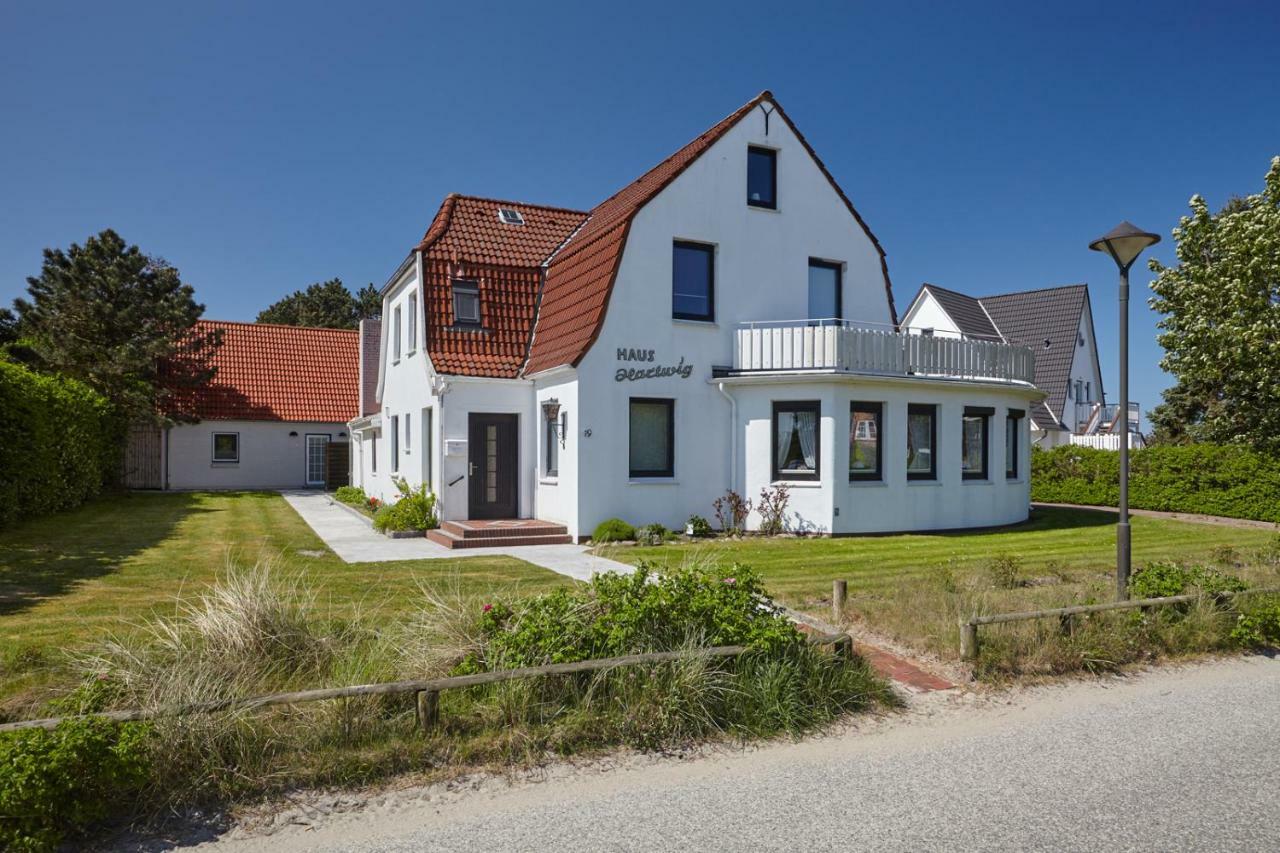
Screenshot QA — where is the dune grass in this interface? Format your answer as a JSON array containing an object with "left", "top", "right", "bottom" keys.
[{"left": 0, "top": 491, "right": 573, "bottom": 712}]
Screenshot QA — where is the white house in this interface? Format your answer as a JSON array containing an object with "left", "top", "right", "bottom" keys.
[
  {"left": 129, "top": 320, "right": 359, "bottom": 490},
  {"left": 901, "top": 283, "right": 1135, "bottom": 448},
  {"left": 351, "top": 91, "right": 1045, "bottom": 544}
]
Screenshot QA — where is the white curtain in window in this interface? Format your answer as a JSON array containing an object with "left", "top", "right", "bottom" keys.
[
  {"left": 776, "top": 411, "right": 795, "bottom": 471},
  {"left": 796, "top": 410, "right": 817, "bottom": 470}
]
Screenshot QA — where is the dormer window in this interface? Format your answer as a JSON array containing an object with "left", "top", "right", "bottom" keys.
[
  {"left": 498, "top": 208, "right": 525, "bottom": 225},
  {"left": 452, "top": 279, "right": 481, "bottom": 327},
  {"left": 747, "top": 146, "right": 777, "bottom": 209}
]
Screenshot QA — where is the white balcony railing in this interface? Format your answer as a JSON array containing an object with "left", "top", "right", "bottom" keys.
[{"left": 734, "top": 321, "right": 1036, "bottom": 385}]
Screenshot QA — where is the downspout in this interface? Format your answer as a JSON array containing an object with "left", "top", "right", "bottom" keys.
[{"left": 716, "top": 381, "right": 737, "bottom": 493}]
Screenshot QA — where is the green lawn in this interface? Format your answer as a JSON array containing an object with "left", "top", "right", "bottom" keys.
[{"left": 0, "top": 492, "right": 573, "bottom": 700}]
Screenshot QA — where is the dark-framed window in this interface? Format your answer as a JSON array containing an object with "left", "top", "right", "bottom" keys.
[
  {"left": 907, "top": 404, "right": 937, "bottom": 480},
  {"left": 672, "top": 241, "right": 714, "bottom": 321},
  {"left": 390, "top": 414, "right": 399, "bottom": 473},
  {"left": 422, "top": 407, "right": 433, "bottom": 485},
  {"left": 1006, "top": 408, "right": 1025, "bottom": 480},
  {"left": 545, "top": 411, "right": 564, "bottom": 477},
  {"left": 808, "top": 259, "right": 842, "bottom": 321},
  {"left": 962, "top": 406, "right": 994, "bottom": 481},
  {"left": 370, "top": 432, "right": 377, "bottom": 473},
  {"left": 773, "top": 401, "right": 821, "bottom": 482},
  {"left": 849, "top": 402, "right": 882, "bottom": 481},
  {"left": 747, "top": 145, "right": 777, "bottom": 209},
  {"left": 212, "top": 432, "right": 239, "bottom": 463},
  {"left": 629, "top": 398, "right": 674, "bottom": 478},
  {"left": 452, "top": 279, "right": 481, "bottom": 327},
  {"left": 407, "top": 291, "right": 418, "bottom": 353},
  {"left": 393, "top": 305, "right": 402, "bottom": 360}
]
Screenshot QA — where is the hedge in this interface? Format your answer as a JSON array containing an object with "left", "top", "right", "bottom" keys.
[
  {"left": 1031, "top": 444, "right": 1280, "bottom": 523},
  {"left": 0, "top": 360, "right": 122, "bottom": 529}
]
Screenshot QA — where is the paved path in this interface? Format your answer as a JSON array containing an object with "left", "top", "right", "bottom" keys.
[
  {"left": 279, "top": 491, "right": 629, "bottom": 582},
  {"left": 1033, "top": 501, "right": 1278, "bottom": 530},
  {"left": 194, "top": 656, "right": 1280, "bottom": 852}
]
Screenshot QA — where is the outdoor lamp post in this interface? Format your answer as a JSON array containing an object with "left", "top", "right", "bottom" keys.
[{"left": 1088, "top": 221, "right": 1161, "bottom": 600}]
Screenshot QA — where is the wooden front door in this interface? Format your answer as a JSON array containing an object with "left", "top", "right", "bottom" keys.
[{"left": 468, "top": 414, "right": 518, "bottom": 519}]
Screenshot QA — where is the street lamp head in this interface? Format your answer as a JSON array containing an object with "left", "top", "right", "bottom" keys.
[{"left": 1089, "top": 221, "right": 1161, "bottom": 271}]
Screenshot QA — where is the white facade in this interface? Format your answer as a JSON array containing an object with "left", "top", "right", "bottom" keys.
[
  {"left": 165, "top": 419, "right": 348, "bottom": 490},
  {"left": 900, "top": 291, "right": 964, "bottom": 338},
  {"left": 353, "top": 96, "right": 1044, "bottom": 538}
]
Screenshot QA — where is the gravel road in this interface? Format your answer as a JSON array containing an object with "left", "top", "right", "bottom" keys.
[{"left": 191, "top": 656, "right": 1280, "bottom": 852}]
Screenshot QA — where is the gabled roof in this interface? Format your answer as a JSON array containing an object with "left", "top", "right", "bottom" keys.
[
  {"left": 913, "top": 283, "right": 1001, "bottom": 340},
  {"left": 165, "top": 320, "right": 359, "bottom": 423},
  {"left": 416, "top": 196, "right": 588, "bottom": 377},
  {"left": 521, "top": 90, "right": 895, "bottom": 375},
  {"left": 978, "top": 284, "right": 1091, "bottom": 430}
]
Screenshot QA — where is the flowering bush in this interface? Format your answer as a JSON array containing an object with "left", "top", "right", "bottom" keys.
[
  {"left": 756, "top": 484, "right": 791, "bottom": 535},
  {"left": 372, "top": 477, "right": 438, "bottom": 532},
  {"left": 712, "top": 490, "right": 751, "bottom": 535}
]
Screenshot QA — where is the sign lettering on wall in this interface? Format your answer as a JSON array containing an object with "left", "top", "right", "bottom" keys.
[{"left": 615, "top": 348, "right": 695, "bottom": 382}]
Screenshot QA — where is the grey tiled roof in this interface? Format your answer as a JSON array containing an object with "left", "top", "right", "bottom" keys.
[
  {"left": 978, "top": 284, "right": 1090, "bottom": 431},
  {"left": 919, "top": 284, "right": 1001, "bottom": 340},
  {"left": 359, "top": 318, "right": 382, "bottom": 417}
]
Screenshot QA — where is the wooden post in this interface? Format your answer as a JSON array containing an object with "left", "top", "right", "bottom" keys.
[
  {"left": 836, "top": 634, "right": 854, "bottom": 660},
  {"left": 832, "top": 579, "right": 847, "bottom": 624},
  {"left": 416, "top": 689, "right": 439, "bottom": 731},
  {"left": 1059, "top": 613, "right": 1076, "bottom": 636},
  {"left": 960, "top": 621, "right": 979, "bottom": 661}
]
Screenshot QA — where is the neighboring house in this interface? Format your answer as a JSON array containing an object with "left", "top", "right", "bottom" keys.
[
  {"left": 901, "top": 283, "right": 1133, "bottom": 448},
  {"left": 352, "top": 91, "right": 1045, "bottom": 542},
  {"left": 139, "top": 320, "right": 359, "bottom": 490}
]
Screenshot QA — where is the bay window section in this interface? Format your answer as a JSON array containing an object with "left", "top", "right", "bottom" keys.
[
  {"left": 848, "top": 402, "right": 882, "bottom": 482},
  {"left": 629, "top": 398, "right": 674, "bottom": 478},
  {"left": 672, "top": 241, "right": 714, "bottom": 321},
  {"left": 962, "top": 406, "right": 993, "bottom": 481},
  {"left": 1006, "top": 408, "right": 1025, "bottom": 479},
  {"left": 906, "top": 404, "right": 937, "bottom": 480},
  {"left": 773, "top": 401, "right": 821, "bottom": 482}
]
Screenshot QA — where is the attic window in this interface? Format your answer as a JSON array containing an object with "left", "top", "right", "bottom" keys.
[
  {"left": 452, "top": 279, "right": 481, "bottom": 327},
  {"left": 747, "top": 146, "right": 777, "bottom": 209},
  {"left": 498, "top": 208, "right": 525, "bottom": 225}
]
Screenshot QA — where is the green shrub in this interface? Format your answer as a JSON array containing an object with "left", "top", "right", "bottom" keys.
[
  {"left": 1031, "top": 444, "right": 1280, "bottom": 522},
  {"left": 1230, "top": 600, "right": 1280, "bottom": 648},
  {"left": 0, "top": 718, "right": 152, "bottom": 851},
  {"left": 686, "top": 515, "right": 713, "bottom": 537},
  {"left": 635, "top": 523, "right": 670, "bottom": 546},
  {"left": 984, "top": 554, "right": 1023, "bottom": 590},
  {"left": 372, "top": 478, "right": 437, "bottom": 532},
  {"left": 592, "top": 518, "right": 635, "bottom": 543},
  {"left": 1130, "top": 561, "right": 1249, "bottom": 599},
  {"left": 333, "top": 485, "right": 366, "bottom": 505},
  {"left": 0, "top": 361, "right": 122, "bottom": 529}
]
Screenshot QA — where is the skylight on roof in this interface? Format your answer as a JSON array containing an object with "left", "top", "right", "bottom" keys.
[{"left": 498, "top": 208, "right": 525, "bottom": 225}]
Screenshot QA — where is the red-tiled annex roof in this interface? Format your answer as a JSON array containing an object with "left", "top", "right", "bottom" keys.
[{"left": 166, "top": 320, "right": 359, "bottom": 422}]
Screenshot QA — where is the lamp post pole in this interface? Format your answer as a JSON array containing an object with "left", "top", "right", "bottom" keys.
[{"left": 1089, "top": 221, "right": 1160, "bottom": 602}]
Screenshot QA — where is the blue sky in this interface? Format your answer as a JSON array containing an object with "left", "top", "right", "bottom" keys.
[{"left": 2, "top": 1, "right": 1277, "bottom": 419}]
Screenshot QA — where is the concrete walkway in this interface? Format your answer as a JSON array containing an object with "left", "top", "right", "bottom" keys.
[
  {"left": 1033, "top": 501, "right": 1279, "bottom": 530},
  {"left": 279, "top": 491, "right": 629, "bottom": 582}
]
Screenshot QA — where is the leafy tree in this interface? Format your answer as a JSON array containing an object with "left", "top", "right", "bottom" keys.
[
  {"left": 1148, "top": 157, "right": 1280, "bottom": 454},
  {"left": 13, "top": 229, "right": 219, "bottom": 422},
  {"left": 257, "top": 278, "right": 380, "bottom": 329}
]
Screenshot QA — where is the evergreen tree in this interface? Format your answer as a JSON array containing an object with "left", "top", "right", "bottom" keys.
[{"left": 257, "top": 278, "right": 380, "bottom": 329}]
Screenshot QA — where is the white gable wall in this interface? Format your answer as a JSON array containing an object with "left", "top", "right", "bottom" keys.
[
  {"left": 1062, "top": 302, "right": 1104, "bottom": 430},
  {"left": 901, "top": 290, "right": 964, "bottom": 338}
]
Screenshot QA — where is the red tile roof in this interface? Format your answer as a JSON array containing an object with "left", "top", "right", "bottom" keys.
[
  {"left": 165, "top": 320, "right": 359, "bottom": 422},
  {"left": 417, "top": 196, "right": 587, "bottom": 377}
]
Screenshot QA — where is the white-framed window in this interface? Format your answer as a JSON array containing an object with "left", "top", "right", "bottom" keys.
[
  {"left": 212, "top": 432, "right": 239, "bottom": 463},
  {"left": 407, "top": 291, "right": 418, "bottom": 353},
  {"left": 422, "top": 407, "right": 433, "bottom": 487},
  {"left": 393, "top": 305, "right": 402, "bottom": 361},
  {"left": 391, "top": 414, "right": 399, "bottom": 472},
  {"left": 371, "top": 432, "right": 378, "bottom": 473},
  {"left": 404, "top": 412, "right": 412, "bottom": 454}
]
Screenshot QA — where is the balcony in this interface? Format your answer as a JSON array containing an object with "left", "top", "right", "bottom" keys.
[
  {"left": 733, "top": 321, "right": 1036, "bottom": 385},
  {"left": 1075, "top": 401, "right": 1140, "bottom": 435}
]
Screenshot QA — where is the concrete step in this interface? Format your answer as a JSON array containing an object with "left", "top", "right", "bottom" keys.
[
  {"left": 440, "top": 520, "right": 569, "bottom": 540},
  {"left": 427, "top": 528, "right": 573, "bottom": 549}
]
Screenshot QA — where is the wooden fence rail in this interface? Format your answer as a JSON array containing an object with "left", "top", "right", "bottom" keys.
[
  {"left": 959, "top": 586, "right": 1280, "bottom": 661},
  {"left": 0, "top": 634, "right": 853, "bottom": 734}
]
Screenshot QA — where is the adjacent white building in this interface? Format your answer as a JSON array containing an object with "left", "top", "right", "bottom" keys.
[{"left": 352, "top": 91, "right": 1045, "bottom": 543}]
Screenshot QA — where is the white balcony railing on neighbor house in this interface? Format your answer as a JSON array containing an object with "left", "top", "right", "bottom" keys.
[
  {"left": 1070, "top": 433, "right": 1146, "bottom": 451},
  {"left": 734, "top": 321, "right": 1036, "bottom": 384},
  {"left": 1075, "top": 401, "right": 1141, "bottom": 435}
]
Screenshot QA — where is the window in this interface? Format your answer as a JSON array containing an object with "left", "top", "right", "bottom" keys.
[
  {"left": 407, "top": 291, "right": 418, "bottom": 353},
  {"left": 849, "top": 402, "right": 882, "bottom": 481},
  {"left": 1006, "top": 408, "right": 1025, "bottom": 479},
  {"left": 962, "top": 407, "right": 993, "bottom": 481},
  {"left": 498, "top": 208, "right": 525, "bottom": 225},
  {"left": 629, "top": 398, "right": 674, "bottom": 478},
  {"left": 773, "top": 401, "right": 821, "bottom": 482},
  {"left": 371, "top": 432, "right": 377, "bottom": 473},
  {"left": 393, "top": 306, "right": 402, "bottom": 360},
  {"left": 808, "top": 259, "right": 842, "bottom": 321},
  {"left": 390, "top": 414, "right": 399, "bottom": 473},
  {"left": 672, "top": 241, "right": 714, "bottom": 321},
  {"left": 545, "top": 411, "right": 563, "bottom": 477},
  {"left": 422, "top": 408, "right": 432, "bottom": 485},
  {"left": 907, "top": 404, "right": 937, "bottom": 480},
  {"left": 747, "top": 145, "right": 777, "bottom": 209},
  {"left": 452, "top": 279, "right": 481, "bottom": 327},
  {"left": 404, "top": 412, "right": 412, "bottom": 453},
  {"left": 1084, "top": 381, "right": 1091, "bottom": 402},
  {"left": 212, "top": 432, "right": 239, "bottom": 463}
]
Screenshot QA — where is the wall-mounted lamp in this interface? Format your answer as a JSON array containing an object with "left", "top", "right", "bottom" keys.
[
  {"left": 542, "top": 398, "right": 567, "bottom": 449},
  {"left": 289, "top": 430, "right": 299, "bottom": 437}
]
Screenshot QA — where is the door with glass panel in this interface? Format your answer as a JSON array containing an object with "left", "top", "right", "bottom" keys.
[
  {"left": 467, "top": 414, "right": 518, "bottom": 519},
  {"left": 305, "top": 434, "right": 330, "bottom": 487}
]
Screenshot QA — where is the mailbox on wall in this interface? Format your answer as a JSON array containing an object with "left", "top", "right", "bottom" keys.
[{"left": 444, "top": 439, "right": 467, "bottom": 457}]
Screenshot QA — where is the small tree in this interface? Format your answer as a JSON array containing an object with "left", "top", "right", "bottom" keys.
[
  {"left": 1148, "top": 157, "right": 1280, "bottom": 453},
  {"left": 13, "top": 229, "right": 219, "bottom": 422},
  {"left": 257, "top": 278, "right": 380, "bottom": 329}
]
